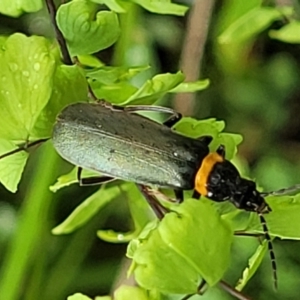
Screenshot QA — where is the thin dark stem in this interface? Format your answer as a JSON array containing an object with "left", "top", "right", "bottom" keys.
[
  {"left": 136, "top": 185, "right": 167, "bottom": 220},
  {"left": 234, "top": 231, "right": 264, "bottom": 237},
  {"left": 219, "top": 280, "right": 253, "bottom": 300},
  {"left": 181, "top": 293, "right": 193, "bottom": 300},
  {"left": 45, "top": 0, "right": 72, "bottom": 65},
  {"left": 45, "top": 1, "right": 99, "bottom": 101},
  {"left": 72, "top": 56, "right": 98, "bottom": 101},
  {"left": 181, "top": 280, "right": 206, "bottom": 300},
  {"left": 0, "top": 139, "right": 49, "bottom": 160},
  {"left": 181, "top": 280, "right": 251, "bottom": 300},
  {"left": 87, "top": 83, "right": 98, "bottom": 101}
]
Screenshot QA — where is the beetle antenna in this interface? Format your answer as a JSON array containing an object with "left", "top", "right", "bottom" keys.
[
  {"left": 261, "top": 184, "right": 300, "bottom": 197},
  {"left": 0, "top": 139, "right": 49, "bottom": 160},
  {"left": 258, "top": 213, "right": 277, "bottom": 290}
]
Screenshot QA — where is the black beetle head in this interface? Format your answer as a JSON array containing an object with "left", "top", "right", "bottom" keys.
[{"left": 205, "top": 160, "right": 270, "bottom": 213}]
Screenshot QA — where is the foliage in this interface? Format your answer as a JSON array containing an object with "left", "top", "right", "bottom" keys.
[{"left": 0, "top": 0, "right": 300, "bottom": 300}]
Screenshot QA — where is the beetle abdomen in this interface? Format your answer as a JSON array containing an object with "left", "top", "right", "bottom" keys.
[{"left": 52, "top": 103, "right": 209, "bottom": 189}]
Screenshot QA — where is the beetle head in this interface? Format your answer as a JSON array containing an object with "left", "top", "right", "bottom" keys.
[{"left": 205, "top": 160, "right": 270, "bottom": 213}]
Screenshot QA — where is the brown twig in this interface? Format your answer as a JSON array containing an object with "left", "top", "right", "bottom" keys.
[
  {"left": 219, "top": 280, "right": 253, "bottom": 300},
  {"left": 275, "top": 0, "right": 293, "bottom": 6},
  {"left": 174, "top": 0, "right": 215, "bottom": 116},
  {"left": 181, "top": 279, "right": 252, "bottom": 300}
]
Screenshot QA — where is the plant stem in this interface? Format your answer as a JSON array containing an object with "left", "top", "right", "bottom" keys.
[{"left": 45, "top": 0, "right": 72, "bottom": 65}]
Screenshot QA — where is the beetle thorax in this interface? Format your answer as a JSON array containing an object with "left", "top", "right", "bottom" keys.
[{"left": 204, "top": 160, "right": 269, "bottom": 213}]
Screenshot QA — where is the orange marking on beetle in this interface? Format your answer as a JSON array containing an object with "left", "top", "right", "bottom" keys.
[{"left": 195, "top": 152, "right": 224, "bottom": 196}]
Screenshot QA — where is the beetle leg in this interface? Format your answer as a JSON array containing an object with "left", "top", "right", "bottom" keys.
[
  {"left": 124, "top": 105, "right": 181, "bottom": 120},
  {"left": 148, "top": 188, "right": 183, "bottom": 205},
  {"left": 197, "top": 135, "right": 213, "bottom": 145},
  {"left": 216, "top": 144, "right": 226, "bottom": 158},
  {"left": 192, "top": 190, "right": 201, "bottom": 200},
  {"left": 102, "top": 103, "right": 183, "bottom": 128},
  {"left": 137, "top": 184, "right": 168, "bottom": 220},
  {"left": 77, "top": 167, "right": 115, "bottom": 186},
  {"left": 163, "top": 113, "right": 182, "bottom": 128},
  {"left": 147, "top": 189, "right": 177, "bottom": 203},
  {"left": 174, "top": 189, "right": 184, "bottom": 203}
]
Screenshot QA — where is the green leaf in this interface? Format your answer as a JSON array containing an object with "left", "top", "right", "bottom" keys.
[
  {"left": 57, "top": 0, "right": 120, "bottom": 56},
  {"left": 130, "top": 224, "right": 200, "bottom": 294},
  {"left": 174, "top": 118, "right": 243, "bottom": 160},
  {"left": 0, "top": 33, "right": 56, "bottom": 141},
  {"left": 130, "top": 0, "right": 188, "bottom": 16},
  {"left": 31, "top": 65, "right": 88, "bottom": 139},
  {"left": 114, "top": 285, "right": 151, "bottom": 300},
  {"left": 244, "top": 195, "right": 300, "bottom": 240},
  {"left": 93, "top": 0, "right": 189, "bottom": 16},
  {"left": 0, "top": 0, "right": 42, "bottom": 17},
  {"left": 126, "top": 185, "right": 154, "bottom": 231},
  {"left": 174, "top": 118, "right": 225, "bottom": 139},
  {"left": 120, "top": 72, "right": 185, "bottom": 105},
  {"left": 97, "top": 183, "right": 152, "bottom": 242},
  {"left": 216, "top": 0, "right": 261, "bottom": 35},
  {"left": 218, "top": 7, "right": 283, "bottom": 45},
  {"left": 221, "top": 208, "right": 251, "bottom": 232},
  {"left": 0, "top": 33, "right": 63, "bottom": 191},
  {"left": 52, "top": 184, "right": 122, "bottom": 234},
  {"left": 169, "top": 79, "right": 210, "bottom": 93},
  {"left": 215, "top": 132, "right": 243, "bottom": 160},
  {"left": 235, "top": 241, "right": 268, "bottom": 291},
  {"left": 90, "top": 71, "right": 208, "bottom": 105},
  {"left": 86, "top": 66, "right": 149, "bottom": 85},
  {"left": 127, "top": 220, "right": 159, "bottom": 258},
  {"left": 50, "top": 167, "right": 101, "bottom": 192},
  {"left": 67, "top": 293, "right": 93, "bottom": 300},
  {"left": 129, "top": 199, "right": 233, "bottom": 294},
  {"left": 0, "top": 139, "right": 28, "bottom": 193},
  {"left": 92, "top": 0, "right": 126, "bottom": 13},
  {"left": 0, "top": 36, "right": 8, "bottom": 46},
  {"left": 269, "top": 21, "right": 300, "bottom": 44},
  {"left": 90, "top": 81, "right": 138, "bottom": 104},
  {"left": 97, "top": 228, "right": 138, "bottom": 243},
  {"left": 78, "top": 55, "right": 104, "bottom": 68}
]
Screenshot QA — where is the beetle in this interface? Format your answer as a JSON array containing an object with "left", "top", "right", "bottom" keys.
[
  {"left": 1, "top": 101, "right": 300, "bottom": 289},
  {"left": 52, "top": 102, "right": 210, "bottom": 198},
  {"left": 52, "top": 102, "right": 273, "bottom": 214},
  {"left": 51, "top": 101, "right": 300, "bottom": 290}
]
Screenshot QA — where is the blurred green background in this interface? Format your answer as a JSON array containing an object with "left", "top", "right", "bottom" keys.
[{"left": 1, "top": 0, "right": 300, "bottom": 299}]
